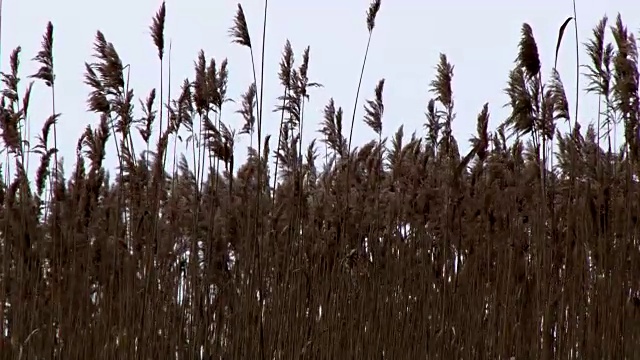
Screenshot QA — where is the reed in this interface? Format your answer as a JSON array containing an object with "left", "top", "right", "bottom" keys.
[{"left": 0, "top": 2, "right": 638, "bottom": 358}]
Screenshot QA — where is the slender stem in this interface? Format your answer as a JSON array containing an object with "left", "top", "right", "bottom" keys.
[
  {"left": 348, "top": 32, "right": 372, "bottom": 154},
  {"left": 159, "top": 59, "right": 164, "bottom": 144},
  {"left": 258, "top": 0, "right": 268, "bottom": 159},
  {"left": 164, "top": 41, "right": 173, "bottom": 170},
  {"left": 124, "top": 64, "right": 136, "bottom": 156},
  {"left": 256, "top": 2, "right": 269, "bottom": 359},
  {"left": 572, "top": 0, "right": 579, "bottom": 130},
  {"left": 272, "top": 86, "right": 289, "bottom": 202},
  {"left": 0, "top": 0, "right": 3, "bottom": 81},
  {"left": 343, "top": 31, "right": 373, "bottom": 244},
  {"left": 51, "top": 86, "right": 58, "bottom": 175}
]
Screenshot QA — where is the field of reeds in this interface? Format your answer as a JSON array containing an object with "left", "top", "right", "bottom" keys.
[{"left": 1, "top": 0, "right": 639, "bottom": 358}]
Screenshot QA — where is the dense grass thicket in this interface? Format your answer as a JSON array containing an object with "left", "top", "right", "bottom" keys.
[{"left": 1, "top": 1, "right": 640, "bottom": 358}]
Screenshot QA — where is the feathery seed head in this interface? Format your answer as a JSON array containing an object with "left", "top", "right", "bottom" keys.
[
  {"left": 229, "top": 4, "right": 251, "bottom": 48},
  {"left": 150, "top": 2, "right": 166, "bottom": 60},
  {"left": 279, "top": 40, "right": 294, "bottom": 88},
  {"left": 366, "top": 0, "right": 381, "bottom": 33},
  {"left": 238, "top": 83, "right": 257, "bottom": 136},
  {"left": 363, "top": 78, "right": 385, "bottom": 135},
  {"left": 517, "top": 23, "right": 541, "bottom": 79},
  {"left": 217, "top": 58, "right": 229, "bottom": 104},
  {"left": 30, "top": 22, "right": 55, "bottom": 86},
  {"left": 430, "top": 53, "right": 454, "bottom": 109}
]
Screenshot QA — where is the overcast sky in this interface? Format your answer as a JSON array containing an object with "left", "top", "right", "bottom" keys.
[{"left": 2, "top": 0, "right": 639, "bottom": 175}]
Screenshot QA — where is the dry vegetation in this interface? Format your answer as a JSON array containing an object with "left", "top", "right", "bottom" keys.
[{"left": 1, "top": 0, "right": 640, "bottom": 358}]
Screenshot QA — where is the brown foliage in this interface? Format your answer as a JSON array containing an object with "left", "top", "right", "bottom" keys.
[{"left": 1, "top": 2, "right": 639, "bottom": 359}]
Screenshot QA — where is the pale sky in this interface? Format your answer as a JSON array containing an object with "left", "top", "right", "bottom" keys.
[{"left": 2, "top": 0, "right": 639, "bottom": 175}]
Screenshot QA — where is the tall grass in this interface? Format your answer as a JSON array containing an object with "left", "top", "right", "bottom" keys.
[{"left": 0, "top": 1, "right": 639, "bottom": 359}]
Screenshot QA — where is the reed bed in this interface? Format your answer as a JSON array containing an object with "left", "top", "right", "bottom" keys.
[{"left": 0, "top": 1, "right": 639, "bottom": 359}]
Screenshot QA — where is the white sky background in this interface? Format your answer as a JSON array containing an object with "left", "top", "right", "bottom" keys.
[{"left": 2, "top": 0, "right": 640, "bottom": 177}]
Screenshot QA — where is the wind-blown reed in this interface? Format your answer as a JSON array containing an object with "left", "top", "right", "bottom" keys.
[{"left": 0, "top": 1, "right": 638, "bottom": 359}]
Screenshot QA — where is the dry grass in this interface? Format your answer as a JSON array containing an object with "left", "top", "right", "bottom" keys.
[{"left": 0, "top": 1, "right": 639, "bottom": 359}]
